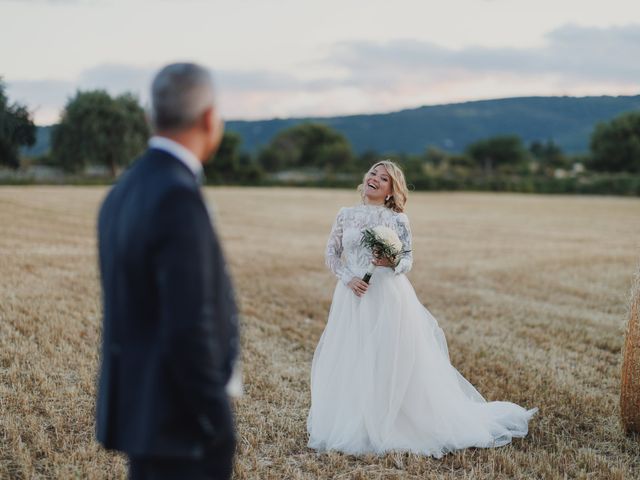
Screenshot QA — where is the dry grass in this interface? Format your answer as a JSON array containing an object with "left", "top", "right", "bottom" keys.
[{"left": 1, "top": 186, "right": 639, "bottom": 479}]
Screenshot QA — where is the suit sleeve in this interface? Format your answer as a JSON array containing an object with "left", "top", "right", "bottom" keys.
[{"left": 152, "top": 186, "right": 237, "bottom": 441}]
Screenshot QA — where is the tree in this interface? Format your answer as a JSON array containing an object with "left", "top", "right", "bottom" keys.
[
  {"left": 258, "top": 123, "right": 354, "bottom": 172},
  {"left": 357, "top": 150, "right": 380, "bottom": 171},
  {"left": 465, "top": 135, "right": 529, "bottom": 175},
  {"left": 257, "top": 131, "right": 301, "bottom": 172},
  {"left": 390, "top": 153, "right": 424, "bottom": 180},
  {"left": 51, "top": 90, "right": 149, "bottom": 177},
  {"left": 205, "top": 131, "right": 242, "bottom": 181},
  {"left": 588, "top": 112, "right": 640, "bottom": 173},
  {"left": 204, "top": 131, "right": 264, "bottom": 184},
  {"left": 0, "top": 79, "right": 36, "bottom": 169},
  {"left": 529, "top": 139, "right": 570, "bottom": 175},
  {"left": 423, "top": 146, "right": 449, "bottom": 168},
  {"left": 314, "top": 142, "right": 353, "bottom": 171}
]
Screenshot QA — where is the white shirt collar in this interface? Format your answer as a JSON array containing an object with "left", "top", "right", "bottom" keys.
[{"left": 148, "top": 136, "right": 204, "bottom": 179}]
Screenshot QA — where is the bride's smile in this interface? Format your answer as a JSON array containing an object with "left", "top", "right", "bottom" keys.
[{"left": 363, "top": 165, "right": 392, "bottom": 204}]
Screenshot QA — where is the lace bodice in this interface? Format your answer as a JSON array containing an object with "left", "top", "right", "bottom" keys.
[{"left": 325, "top": 204, "right": 413, "bottom": 285}]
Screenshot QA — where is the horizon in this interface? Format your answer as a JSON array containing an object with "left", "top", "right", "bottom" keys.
[
  {"left": 27, "top": 92, "right": 640, "bottom": 128},
  {"left": 3, "top": 0, "right": 639, "bottom": 125}
]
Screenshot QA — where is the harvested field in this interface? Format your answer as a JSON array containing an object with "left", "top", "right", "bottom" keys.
[{"left": 1, "top": 186, "right": 639, "bottom": 479}]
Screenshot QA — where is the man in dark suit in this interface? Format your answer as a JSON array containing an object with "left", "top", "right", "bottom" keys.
[{"left": 96, "top": 63, "right": 239, "bottom": 480}]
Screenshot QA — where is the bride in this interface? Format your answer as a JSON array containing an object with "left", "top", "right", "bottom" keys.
[{"left": 307, "top": 160, "right": 537, "bottom": 457}]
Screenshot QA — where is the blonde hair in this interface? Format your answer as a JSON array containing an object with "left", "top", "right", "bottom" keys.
[{"left": 357, "top": 160, "right": 408, "bottom": 213}]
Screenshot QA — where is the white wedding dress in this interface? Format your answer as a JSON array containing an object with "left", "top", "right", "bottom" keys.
[{"left": 307, "top": 204, "right": 537, "bottom": 457}]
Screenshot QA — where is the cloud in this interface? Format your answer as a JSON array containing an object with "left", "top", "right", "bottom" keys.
[
  {"left": 0, "top": 0, "right": 98, "bottom": 3},
  {"left": 6, "top": 23, "right": 640, "bottom": 124},
  {"left": 72, "top": 64, "right": 325, "bottom": 102},
  {"left": 6, "top": 79, "right": 74, "bottom": 104},
  {"left": 6, "top": 65, "right": 156, "bottom": 124},
  {"left": 0, "top": 0, "right": 94, "bottom": 4},
  {"left": 5, "top": 79, "right": 74, "bottom": 124},
  {"left": 329, "top": 24, "right": 640, "bottom": 84},
  {"left": 6, "top": 64, "right": 334, "bottom": 124},
  {"left": 77, "top": 64, "right": 154, "bottom": 94},
  {"left": 217, "top": 70, "right": 304, "bottom": 92}
]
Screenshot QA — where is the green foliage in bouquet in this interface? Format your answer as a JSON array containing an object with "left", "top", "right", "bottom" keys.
[{"left": 360, "top": 227, "right": 407, "bottom": 264}]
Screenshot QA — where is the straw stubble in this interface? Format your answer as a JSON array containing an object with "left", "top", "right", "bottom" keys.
[{"left": 0, "top": 186, "right": 639, "bottom": 479}]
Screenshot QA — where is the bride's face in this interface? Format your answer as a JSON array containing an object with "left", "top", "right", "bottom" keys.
[{"left": 363, "top": 165, "right": 392, "bottom": 203}]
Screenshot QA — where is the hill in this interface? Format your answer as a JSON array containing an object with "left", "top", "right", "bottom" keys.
[
  {"left": 225, "top": 95, "right": 640, "bottom": 155},
  {"left": 25, "top": 95, "right": 640, "bottom": 157}
]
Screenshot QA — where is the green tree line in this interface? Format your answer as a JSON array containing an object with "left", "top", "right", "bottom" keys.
[{"left": 2, "top": 84, "right": 639, "bottom": 194}]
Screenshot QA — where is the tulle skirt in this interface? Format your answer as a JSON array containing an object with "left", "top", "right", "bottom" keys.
[{"left": 307, "top": 267, "right": 537, "bottom": 457}]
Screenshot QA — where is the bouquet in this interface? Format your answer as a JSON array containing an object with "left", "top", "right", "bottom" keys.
[{"left": 360, "top": 226, "right": 407, "bottom": 283}]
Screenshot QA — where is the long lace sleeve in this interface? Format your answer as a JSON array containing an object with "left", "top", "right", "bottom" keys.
[
  {"left": 325, "top": 208, "right": 355, "bottom": 285},
  {"left": 394, "top": 213, "right": 413, "bottom": 275}
]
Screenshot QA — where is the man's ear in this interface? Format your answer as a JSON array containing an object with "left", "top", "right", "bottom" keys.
[
  {"left": 205, "top": 106, "right": 225, "bottom": 156},
  {"left": 201, "top": 106, "right": 215, "bottom": 132}
]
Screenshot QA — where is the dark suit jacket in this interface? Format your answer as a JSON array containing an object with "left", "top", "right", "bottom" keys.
[{"left": 96, "top": 148, "right": 239, "bottom": 458}]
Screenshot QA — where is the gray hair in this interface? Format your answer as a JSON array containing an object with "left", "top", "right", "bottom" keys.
[{"left": 150, "top": 63, "right": 216, "bottom": 131}]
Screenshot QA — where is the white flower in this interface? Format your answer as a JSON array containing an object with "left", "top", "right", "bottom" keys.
[{"left": 372, "top": 225, "right": 403, "bottom": 254}]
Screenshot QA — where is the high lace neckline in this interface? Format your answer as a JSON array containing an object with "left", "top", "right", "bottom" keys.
[{"left": 360, "top": 203, "right": 388, "bottom": 209}]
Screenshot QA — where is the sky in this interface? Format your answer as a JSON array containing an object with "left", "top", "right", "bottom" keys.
[{"left": 2, "top": 0, "right": 639, "bottom": 125}]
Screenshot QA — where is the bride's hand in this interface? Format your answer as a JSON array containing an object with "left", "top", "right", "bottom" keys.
[{"left": 347, "top": 278, "right": 369, "bottom": 297}]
